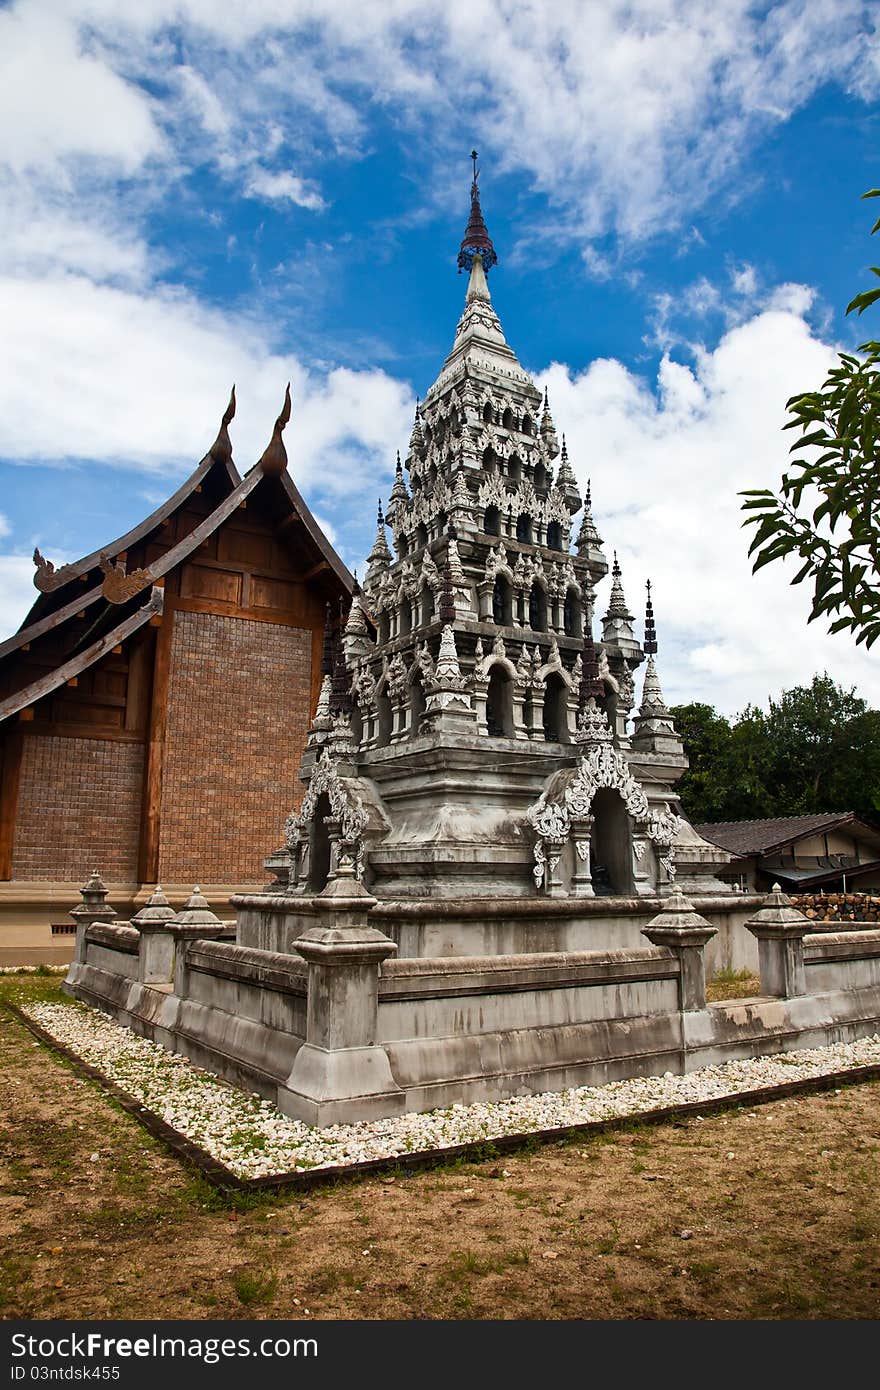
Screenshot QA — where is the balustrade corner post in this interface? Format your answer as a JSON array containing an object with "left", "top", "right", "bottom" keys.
[
  {"left": 745, "top": 884, "right": 809, "bottom": 998},
  {"left": 643, "top": 889, "right": 716, "bottom": 1012},
  {"left": 285, "top": 861, "right": 404, "bottom": 1124}
]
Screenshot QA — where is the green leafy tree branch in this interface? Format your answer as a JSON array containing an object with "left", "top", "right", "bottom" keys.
[{"left": 741, "top": 189, "right": 880, "bottom": 647}]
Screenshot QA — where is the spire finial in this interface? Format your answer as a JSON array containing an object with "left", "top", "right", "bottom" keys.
[
  {"left": 458, "top": 151, "right": 497, "bottom": 275},
  {"left": 378, "top": 498, "right": 384, "bottom": 527},
  {"left": 644, "top": 579, "right": 658, "bottom": 655}
]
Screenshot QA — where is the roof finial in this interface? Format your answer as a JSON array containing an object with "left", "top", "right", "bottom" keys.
[
  {"left": 457, "top": 150, "right": 497, "bottom": 275},
  {"left": 644, "top": 579, "right": 658, "bottom": 655},
  {"left": 258, "top": 383, "right": 291, "bottom": 478},
  {"left": 209, "top": 384, "right": 236, "bottom": 465}
]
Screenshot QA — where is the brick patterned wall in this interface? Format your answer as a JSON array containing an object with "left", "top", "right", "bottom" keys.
[
  {"left": 159, "top": 611, "right": 312, "bottom": 883},
  {"left": 12, "top": 736, "right": 144, "bottom": 881}
]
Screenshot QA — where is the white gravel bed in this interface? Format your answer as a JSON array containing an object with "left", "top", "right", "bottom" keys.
[{"left": 18, "top": 997, "right": 880, "bottom": 1181}]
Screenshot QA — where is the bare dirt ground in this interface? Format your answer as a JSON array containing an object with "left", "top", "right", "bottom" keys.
[{"left": 1, "top": 976, "right": 879, "bottom": 1321}]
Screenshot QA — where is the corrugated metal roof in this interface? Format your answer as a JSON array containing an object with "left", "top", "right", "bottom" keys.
[{"left": 693, "top": 813, "right": 862, "bottom": 857}]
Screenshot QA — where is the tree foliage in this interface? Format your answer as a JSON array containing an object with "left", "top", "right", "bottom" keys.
[
  {"left": 671, "top": 674, "right": 880, "bottom": 824},
  {"left": 741, "top": 190, "right": 880, "bottom": 646}
]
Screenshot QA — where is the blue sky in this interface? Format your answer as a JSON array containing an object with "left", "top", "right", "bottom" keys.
[{"left": 1, "top": 0, "right": 879, "bottom": 715}]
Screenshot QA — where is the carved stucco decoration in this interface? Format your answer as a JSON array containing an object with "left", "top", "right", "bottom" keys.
[
  {"left": 526, "top": 792, "right": 570, "bottom": 888},
  {"left": 285, "top": 750, "right": 369, "bottom": 868},
  {"left": 645, "top": 804, "right": 684, "bottom": 881}
]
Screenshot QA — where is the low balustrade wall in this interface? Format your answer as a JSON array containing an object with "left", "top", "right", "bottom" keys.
[{"left": 62, "top": 909, "right": 880, "bottom": 1126}]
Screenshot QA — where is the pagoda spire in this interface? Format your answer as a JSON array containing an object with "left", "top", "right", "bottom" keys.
[
  {"left": 631, "top": 584, "right": 682, "bottom": 754},
  {"left": 639, "top": 581, "right": 668, "bottom": 715},
  {"left": 457, "top": 150, "right": 497, "bottom": 275}
]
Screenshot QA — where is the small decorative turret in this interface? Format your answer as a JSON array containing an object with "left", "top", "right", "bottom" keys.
[
  {"left": 555, "top": 436, "right": 581, "bottom": 514},
  {"left": 457, "top": 150, "right": 498, "bottom": 275},
  {"left": 407, "top": 401, "right": 424, "bottom": 464},
  {"left": 365, "top": 500, "right": 392, "bottom": 584},
  {"left": 540, "top": 388, "right": 560, "bottom": 460},
  {"left": 576, "top": 479, "right": 607, "bottom": 576},
  {"left": 387, "top": 451, "right": 410, "bottom": 524},
  {"left": 602, "top": 552, "right": 636, "bottom": 646}
]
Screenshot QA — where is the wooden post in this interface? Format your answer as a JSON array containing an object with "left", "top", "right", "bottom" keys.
[
  {"left": 138, "top": 612, "right": 173, "bottom": 884},
  {"left": 0, "top": 729, "right": 24, "bottom": 881}
]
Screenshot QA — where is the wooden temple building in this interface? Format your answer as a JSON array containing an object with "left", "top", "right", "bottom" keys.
[{"left": 0, "top": 389, "right": 351, "bottom": 963}]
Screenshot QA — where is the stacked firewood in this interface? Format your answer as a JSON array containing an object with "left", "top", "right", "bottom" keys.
[{"left": 791, "top": 892, "right": 880, "bottom": 925}]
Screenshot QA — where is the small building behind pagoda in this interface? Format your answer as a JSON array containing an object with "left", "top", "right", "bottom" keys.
[{"left": 0, "top": 390, "right": 351, "bottom": 963}]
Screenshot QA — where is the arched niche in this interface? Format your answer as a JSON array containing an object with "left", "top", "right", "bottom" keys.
[
  {"left": 486, "top": 665, "right": 514, "bottom": 737},
  {"left": 521, "top": 415, "right": 532, "bottom": 436},
  {"left": 399, "top": 598, "right": 413, "bottom": 637},
  {"left": 416, "top": 522, "right": 429, "bottom": 548},
  {"left": 483, "top": 445, "right": 500, "bottom": 473},
  {"left": 502, "top": 406, "right": 514, "bottom": 430},
  {"left": 378, "top": 611, "right": 390, "bottom": 645},
  {"left": 350, "top": 705, "right": 363, "bottom": 746},
  {"left": 534, "top": 462, "right": 548, "bottom": 494},
  {"left": 542, "top": 670, "right": 569, "bottom": 743},
  {"left": 516, "top": 513, "right": 533, "bottom": 544},
  {"left": 563, "top": 586, "right": 582, "bottom": 637},
  {"left": 482, "top": 400, "right": 494, "bottom": 424},
  {"left": 528, "top": 581, "right": 547, "bottom": 632},
  {"left": 484, "top": 504, "right": 501, "bottom": 537},
  {"left": 493, "top": 574, "right": 513, "bottom": 626},
  {"left": 508, "top": 454, "right": 522, "bottom": 483},
  {"left": 547, "top": 520, "right": 562, "bottom": 550},
  {"left": 307, "top": 792, "right": 332, "bottom": 893},
  {"left": 590, "top": 787, "right": 635, "bottom": 895},
  {"left": 376, "top": 686, "right": 393, "bottom": 747}
]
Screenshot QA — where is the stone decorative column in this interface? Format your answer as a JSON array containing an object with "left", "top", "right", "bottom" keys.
[
  {"left": 70, "top": 869, "right": 116, "bottom": 965},
  {"left": 642, "top": 888, "right": 716, "bottom": 1012},
  {"left": 570, "top": 816, "right": 595, "bottom": 897},
  {"left": 745, "top": 883, "right": 810, "bottom": 998},
  {"left": 131, "top": 886, "right": 177, "bottom": 985},
  {"left": 284, "top": 861, "right": 404, "bottom": 1125}
]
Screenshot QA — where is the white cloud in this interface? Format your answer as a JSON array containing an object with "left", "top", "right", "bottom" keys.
[
  {"left": 245, "top": 169, "right": 327, "bottom": 212},
  {"left": 0, "top": 266, "right": 413, "bottom": 487},
  {"left": 1, "top": 1, "right": 874, "bottom": 255},
  {"left": 0, "top": 4, "right": 161, "bottom": 175},
  {"left": 535, "top": 287, "right": 880, "bottom": 715},
  {"left": 0, "top": 554, "right": 38, "bottom": 642}
]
